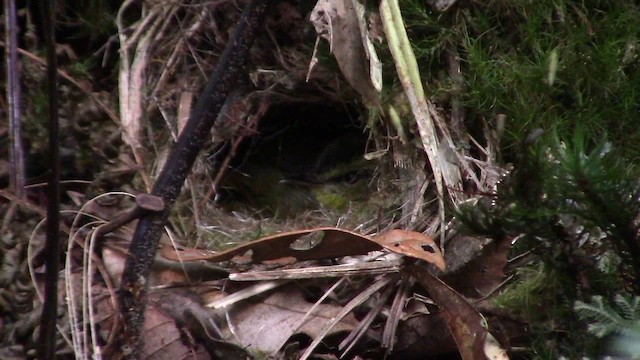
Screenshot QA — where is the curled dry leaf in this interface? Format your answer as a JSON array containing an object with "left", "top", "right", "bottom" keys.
[
  {"left": 309, "top": 0, "right": 381, "bottom": 104},
  {"left": 374, "top": 229, "right": 446, "bottom": 271},
  {"left": 161, "top": 227, "right": 446, "bottom": 271},
  {"left": 161, "top": 227, "right": 382, "bottom": 263}
]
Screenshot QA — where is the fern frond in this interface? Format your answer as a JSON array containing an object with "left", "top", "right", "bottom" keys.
[
  {"left": 553, "top": 133, "right": 640, "bottom": 279},
  {"left": 574, "top": 296, "right": 626, "bottom": 337},
  {"left": 613, "top": 294, "right": 640, "bottom": 321}
]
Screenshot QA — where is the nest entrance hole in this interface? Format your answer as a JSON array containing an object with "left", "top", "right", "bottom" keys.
[
  {"left": 244, "top": 102, "right": 366, "bottom": 174},
  {"left": 218, "top": 101, "right": 370, "bottom": 216}
]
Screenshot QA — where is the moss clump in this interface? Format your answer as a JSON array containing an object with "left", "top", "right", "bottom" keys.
[
  {"left": 312, "top": 179, "right": 370, "bottom": 212},
  {"left": 492, "top": 264, "right": 600, "bottom": 358},
  {"left": 397, "top": 0, "right": 640, "bottom": 160},
  {"left": 492, "top": 265, "right": 556, "bottom": 321}
]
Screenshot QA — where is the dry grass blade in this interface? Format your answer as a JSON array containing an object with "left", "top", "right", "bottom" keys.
[
  {"left": 27, "top": 192, "right": 135, "bottom": 359},
  {"left": 380, "top": 0, "right": 447, "bottom": 240},
  {"left": 28, "top": 217, "right": 74, "bottom": 350},
  {"left": 339, "top": 280, "right": 397, "bottom": 356},
  {"left": 206, "top": 280, "right": 289, "bottom": 309},
  {"left": 382, "top": 275, "right": 414, "bottom": 351},
  {"left": 299, "top": 274, "right": 398, "bottom": 360},
  {"left": 116, "top": 1, "right": 169, "bottom": 191},
  {"left": 272, "top": 278, "right": 347, "bottom": 355},
  {"left": 228, "top": 258, "right": 403, "bottom": 281},
  {"left": 66, "top": 193, "right": 135, "bottom": 359}
]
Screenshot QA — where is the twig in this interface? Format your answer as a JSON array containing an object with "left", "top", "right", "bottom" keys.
[
  {"left": 0, "top": 188, "right": 47, "bottom": 218},
  {"left": 273, "top": 278, "right": 347, "bottom": 355},
  {"left": 199, "top": 97, "right": 267, "bottom": 209},
  {"left": 382, "top": 275, "right": 414, "bottom": 352},
  {"left": 148, "top": 5, "right": 210, "bottom": 120},
  {"left": 340, "top": 281, "right": 397, "bottom": 356},
  {"left": 92, "top": 193, "right": 165, "bottom": 241},
  {"left": 228, "top": 259, "right": 403, "bottom": 281}
]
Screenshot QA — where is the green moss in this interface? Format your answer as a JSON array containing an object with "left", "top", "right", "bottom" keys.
[
  {"left": 491, "top": 264, "right": 599, "bottom": 358},
  {"left": 312, "top": 180, "right": 369, "bottom": 211},
  {"left": 492, "top": 264, "right": 559, "bottom": 321},
  {"left": 392, "top": 0, "right": 640, "bottom": 159}
]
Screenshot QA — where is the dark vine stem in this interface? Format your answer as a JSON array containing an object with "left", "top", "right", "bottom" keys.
[
  {"left": 116, "top": 1, "right": 269, "bottom": 357},
  {"left": 40, "top": 0, "right": 61, "bottom": 358}
]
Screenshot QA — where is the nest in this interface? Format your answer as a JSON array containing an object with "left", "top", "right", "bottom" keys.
[{"left": 112, "top": 0, "right": 489, "bottom": 249}]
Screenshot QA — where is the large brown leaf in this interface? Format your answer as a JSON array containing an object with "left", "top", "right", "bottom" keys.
[
  {"left": 161, "top": 227, "right": 445, "bottom": 271},
  {"left": 162, "top": 227, "right": 381, "bottom": 263},
  {"left": 221, "top": 283, "right": 358, "bottom": 354}
]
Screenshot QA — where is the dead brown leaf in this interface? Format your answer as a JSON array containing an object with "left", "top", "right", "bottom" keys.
[
  {"left": 443, "top": 235, "right": 512, "bottom": 298},
  {"left": 161, "top": 227, "right": 446, "bottom": 272},
  {"left": 410, "top": 264, "right": 507, "bottom": 360},
  {"left": 374, "top": 229, "right": 445, "bottom": 271},
  {"left": 221, "top": 283, "right": 358, "bottom": 354},
  {"left": 161, "top": 227, "right": 382, "bottom": 263},
  {"left": 309, "top": 0, "right": 381, "bottom": 104},
  {"left": 141, "top": 304, "right": 211, "bottom": 360},
  {"left": 96, "top": 288, "right": 212, "bottom": 359}
]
